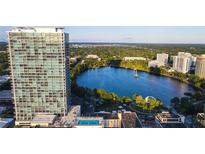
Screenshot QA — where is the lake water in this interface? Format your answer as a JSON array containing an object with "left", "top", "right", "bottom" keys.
[{"left": 76, "top": 67, "right": 195, "bottom": 105}]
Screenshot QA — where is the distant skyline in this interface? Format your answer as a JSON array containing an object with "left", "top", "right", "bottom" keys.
[{"left": 1, "top": 26, "right": 205, "bottom": 44}]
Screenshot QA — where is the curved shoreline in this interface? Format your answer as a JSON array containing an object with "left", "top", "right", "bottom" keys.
[{"left": 78, "top": 65, "right": 200, "bottom": 92}]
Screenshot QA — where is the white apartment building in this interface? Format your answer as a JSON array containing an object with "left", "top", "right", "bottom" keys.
[
  {"left": 156, "top": 53, "right": 168, "bottom": 66},
  {"left": 172, "top": 52, "right": 194, "bottom": 73},
  {"left": 155, "top": 111, "right": 182, "bottom": 124},
  {"left": 148, "top": 53, "right": 168, "bottom": 68}
]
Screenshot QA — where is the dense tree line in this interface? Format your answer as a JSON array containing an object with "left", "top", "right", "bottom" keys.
[
  {"left": 171, "top": 94, "right": 205, "bottom": 115},
  {"left": 70, "top": 46, "right": 205, "bottom": 60}
]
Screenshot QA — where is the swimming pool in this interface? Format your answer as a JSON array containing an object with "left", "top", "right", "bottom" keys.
[{"left": 78, "top": 120, "right": 100, "bottom": 125}]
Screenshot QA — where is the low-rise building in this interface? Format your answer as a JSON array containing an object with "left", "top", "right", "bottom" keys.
[
  {"left": 123, "top": 57, "right": 146, "bottom": 61},
  {"left": 138, "top": 115, "right": 161, "bottom": 128},
  {"left": 70, "top": 57, "right": 78, "bottom": 63},
  {"left": 95, "top": 112, "right": 121, "bottom": 128},
  {"left": 29, "top": 114, "right": 57, "bottom": 127},
  {"left": 155, "top": 111, "right": 185, "bottom": 128},
  {"left": 155, "top": 111, "right": 182, "bottom": 123},
  {"left": 148, "top": 60, "right": 162, "bottom": 68},
  {"left": 0, "top": 118, "right": 14, "bottom": 128},
  {"left": 86, "top": 54, "right": 101, "bottom": 61}
]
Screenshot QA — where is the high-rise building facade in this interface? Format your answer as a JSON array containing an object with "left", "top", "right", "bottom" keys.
[
  {"left": 172, "top": 52, "right": 193, "bottom": 73},
  {"left": 195, "top": 55, "right": 205, "bottom": 79},
  {"left": 156, "top": 53, "right": 168, "bottom": 66},
  {"left": 8, "top": 27, "right": 70, "bottom": 125}
]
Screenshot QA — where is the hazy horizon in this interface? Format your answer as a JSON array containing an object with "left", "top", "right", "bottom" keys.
[{"left": 1, "top": 26, "right": 205, "bottom": 44}]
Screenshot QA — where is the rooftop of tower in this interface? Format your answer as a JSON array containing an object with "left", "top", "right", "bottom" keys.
[{"left": 9, "top": 27, "right": 64, "bottom": 33}]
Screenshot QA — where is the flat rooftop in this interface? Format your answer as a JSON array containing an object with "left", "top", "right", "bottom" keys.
[
  {"left": 31, "top": 114, "right": 57, "bottom": 123},
  {"left": 9, "top": 27, "right": 64, "bottom": 33},
  {"left": 157, "top": 112, "right": 180, "bottom": 119},
  {"left": 94, "top": 112, "right": 119, "bottom": 119},
  {"left": 122, "top": 112, "right": 138, "bottom": 128}
]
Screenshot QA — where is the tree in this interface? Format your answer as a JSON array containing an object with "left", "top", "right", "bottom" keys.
[
  {"left": 111, "top": 92, "right": 118, "bottom": 102},
  {"left": 136, "top": 95, "right": 144, "bottom": 104},
  {"left": 170, "top": 97, "right": 180, "bottom": 107},
  {"left": 132, "top": 94, "right": 137, "bottom": 101},
  {"left": 124, "top": 97, "right": 132, "bottom": 104}
]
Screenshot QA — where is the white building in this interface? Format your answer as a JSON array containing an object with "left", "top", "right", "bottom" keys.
[
  {"left": 86, "top": 54, "right": 101, "bottom": 61},
  {"left": 148, "top": 53, "right": 168, "bottom": 68},
  {"left": 172, "top": 52, "right": 194, "bottom": 73},
  {"left": 70, "top": 57, "right": 77, "bottom": 63},
  {"left": 156, "top": 53, "right": 168, "bottom": 66},
  {"left": 155, "top": 111, "right": 183, "bottom": 124},
  {"left": 195, "top": 54, "right": 205, "bottom": 79},
  {"left": 123, "top": 57, "right": 146, "bottom": 61}
]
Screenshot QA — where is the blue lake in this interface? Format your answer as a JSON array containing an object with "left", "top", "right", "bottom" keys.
[{"left": 76, "top": 67, "right": 195, "bottom": 105}]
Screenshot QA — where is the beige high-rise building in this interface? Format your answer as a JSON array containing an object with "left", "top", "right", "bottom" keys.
[{"left": 195, "top": 55, "right": 205, "bottom": 79}]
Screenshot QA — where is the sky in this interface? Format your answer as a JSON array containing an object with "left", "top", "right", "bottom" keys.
[{"left": 1, "top": 26, "right": 205, "bottom": 44}]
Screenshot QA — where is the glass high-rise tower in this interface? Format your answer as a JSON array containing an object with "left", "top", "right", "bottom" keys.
[{"left": 8, "top": 27, "right": 70, "bottom": 126}]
